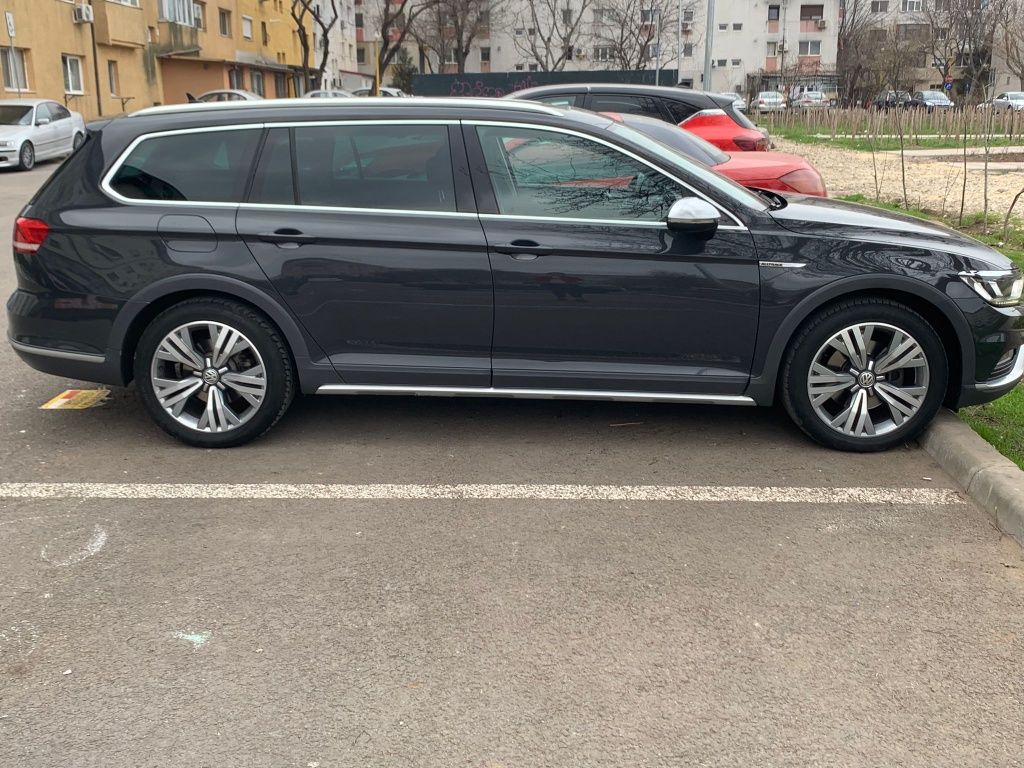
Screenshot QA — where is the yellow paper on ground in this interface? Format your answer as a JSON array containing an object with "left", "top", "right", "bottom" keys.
[{"left": 39, "top": 389, "right": 110, "bottom": 410}]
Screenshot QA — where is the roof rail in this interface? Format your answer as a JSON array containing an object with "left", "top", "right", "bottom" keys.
[{"left": 129, "top": 96, "right": 564, "bottom": 119}]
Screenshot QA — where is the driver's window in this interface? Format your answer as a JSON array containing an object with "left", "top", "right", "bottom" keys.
[
  {"left": 997, "top": 94, "right": 1008, "bottom": 100},
  {"left": 475, "top": 125, "right": 685, "bottom": 221}
]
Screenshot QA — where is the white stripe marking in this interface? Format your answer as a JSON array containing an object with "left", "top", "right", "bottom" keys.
[{"left": 0, "top": 483, "right": 963, "bottom": 504}]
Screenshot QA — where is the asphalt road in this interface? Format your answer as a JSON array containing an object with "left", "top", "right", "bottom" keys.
[{"left": 1, "top": 162, "right": 1022, "bottom": 767}]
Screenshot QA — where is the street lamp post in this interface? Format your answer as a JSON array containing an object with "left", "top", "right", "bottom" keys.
[
  {"left": 703, "top": 0, "right": 715, "bottom": 90},
  {"left": 676, "top": 0, "right": 682, "bottom": 85}
]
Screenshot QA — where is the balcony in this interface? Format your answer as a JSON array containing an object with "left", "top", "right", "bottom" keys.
[
  {"left": 94, "top": 0, "right": 148, "bottom": 48},
  {"left": 154, "top": 21, "right": 200, "bottom": 57},
  {"left": 798, "top": 55, "right": 822, "bottom": 72}
]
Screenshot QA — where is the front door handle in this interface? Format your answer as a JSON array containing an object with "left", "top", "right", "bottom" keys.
[
  {"left": 257, "top": 229, "right": 318, "bottom": 247},
  {"left": 494, "top": 239, "right": 553, "bottom": 258}
]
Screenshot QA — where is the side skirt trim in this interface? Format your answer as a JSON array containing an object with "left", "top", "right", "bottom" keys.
[{"left": 315, "top": 384, "right": 756, "bottom": 406}]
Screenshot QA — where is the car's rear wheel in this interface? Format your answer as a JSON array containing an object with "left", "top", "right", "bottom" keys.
[
  {"left": 134, "top": 298, "right": 295, "bottom": 447},
  {"left": 18, "top": 142, "right": 34, "bottom": 171},
  {"left": 781, "top": 299, "right": 948, "bottom": 452},
  {"left": 72, "top": 133, "right": 84, "bottom": 151}
]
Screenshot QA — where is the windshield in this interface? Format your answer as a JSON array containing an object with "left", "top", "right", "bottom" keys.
[
  {"left": 923, "top": 91, "right": 948, "bottom": 99},
  {"left": 607, "top": 121, "right": 766, "bottom": 211},
  {"left": 0, "top": 105, "right": 32, "bottom": 126}
]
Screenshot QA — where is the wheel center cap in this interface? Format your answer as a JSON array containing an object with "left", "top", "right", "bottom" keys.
[
  {"left": 202, "top": 368, "right": 221, "bottom": 385},
  {"left": 857, "top": 370, "right": 877, "bottom": 389}
]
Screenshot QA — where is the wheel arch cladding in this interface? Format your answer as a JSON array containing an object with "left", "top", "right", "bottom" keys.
[
  {"left": 749, "top": 277, "right": 969, "bottom": 407},
  {"left": 112, "top": 277, "right": 317, "bottom": 386}
]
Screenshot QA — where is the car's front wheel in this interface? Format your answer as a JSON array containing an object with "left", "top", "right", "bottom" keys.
[
  {"left": 134, "top": 298, "right": 295, "bottom": 447},
  {"left": 781, "top": 298, "right": 948, "bottom": 452},
  {"left": 18, "top": 142, "right": 34, "bottom": 171}
]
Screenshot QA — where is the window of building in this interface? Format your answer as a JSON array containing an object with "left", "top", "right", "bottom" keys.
[
  {"left": 528, "top": 63, "right": 539, "bottom": 71},
  {"left": 292, "top": 124, "right": 457, "bottom": 212},
  {"left": 108, "top": 60, "right": 120, "bottom": 96},
  {"left": 110, "top": 0, "right": 141, "bottom": 6},
  {"left": 716, "top": 58, "right": 727, "bottom": 66},
  {"left": 355, "top": 12, "right": 363, "bottom": 27},
  {"left": 641, "top": 9, "right": 656, "bottom": 23},
  {"left": 110, "top": 129, "right": 262, "bottom": 202},
  {"left": 647, "top": 43, "right": 659, "bottom": 59},
  {"left": 683, "top": 10, "right": 694, "bottom": 21},
  {"left": 159, "top": 0, "right": 196, "bottom": 25},
  {"left": 733, "top": 23, "right": 743, "bottom": 29},
  {"left": 480, "top": 47, "right": 491, "bottom": 63},
  {"left": 515, "top": 63, "right": 524, "bottom": 70},
  {"left": 261, "top": 21, "right": 269, "bottom": 44},
  {"left": 798, "top": 40, "right": 822, "bottom": 55},
  {"left": 443, "top": 49, "right": 458, "bottom": 65},
  {"left": 901, "top": 0, "right": 922, "bottom": 10},
  {"left": 731, "top": 58, "right": 741, "bottom": 65},
  {"left": 683, "top": 43, "right": 693, "bottom": 57},
  {"left": 719, "top": 23, "right": 728, "bottom": 30},
  {"left": 1, "top": 47, "right": 28, "bottom": 91},
  {"left": 194, "top": 2, "right": 206, "bottom": 29},
  {"left": 475, "top": 125, "right": 684, "bottom": 222},
  {"left": 250, "top": 70, "right": 264, "bottom": 96},
  {"left": 768, "top": 5, "right": 780, "bottom": 21},
  {"left": 767, "top": 41, "right": 778, "bottom": 55},
  {"left": 593, "top": 45, "right": 614, "bottom": 61},
  {"left": 242, "top": 15, "right": 253, "bottom": 39},
  {"left": 561, "top": 7, "right": 573, "bottom": 24},
  {"left": 800, "top": 5, "right": 824, "bottom": 20},
  {"left": 356, "top": 47, "right": 366, "bottom": 64},
  {"left": 274, "top": 72, "right": 287, "bottom": 97},
  {"left": 218, "top": 8, "right": 231, "bottom": 36},
  {"left": 870, "top": 0, "right": 888, "bottom": 11},
  {"left": 593, "top": 7, "right": 613, "bottom": 23},
  {"left": 228, "top": 68, "right": 244, "bottom": 89},
  {"left": 62, "top": 55, "right": 84, "bottom": 95}
]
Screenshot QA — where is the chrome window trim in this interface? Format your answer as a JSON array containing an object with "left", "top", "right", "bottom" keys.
[
  {"left": 100, "top": 119, "right": 462, "bottom": 212},
  {"left": 464, "top": 119, "right": 747, "bottom": 231}
]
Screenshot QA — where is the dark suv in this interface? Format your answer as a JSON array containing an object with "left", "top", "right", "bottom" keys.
[{"left": 7, "top": 98, "right": 1023, "bottom": 449}]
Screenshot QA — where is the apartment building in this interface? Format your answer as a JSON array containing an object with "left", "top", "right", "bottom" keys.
[
  {"left": 1, "top": 0, "right": 165, "bottom": 120},
  {"left": 317, "top": 0, "right": 369, "bottom": 90}
]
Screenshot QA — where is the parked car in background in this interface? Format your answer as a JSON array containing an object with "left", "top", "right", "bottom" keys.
[
  {"left": 909, "top": 90, "right": 954, "bottom": 111},
  {"left": 791, "top": 91, "right": 829, "bottom": 110},
  {"left": 752, "top": 92, "right": 787, "bottom": 113},
  {"left": 873, "top": 91, "right": 911, "bottom": 110},
  {"left": 978, "top": 92, "right": 1024, "bottom": 112},
  {"left": 304, "top": 89, "right": 354, "bottom": 98},
  {"left": 601, "top": 111, "right": 827, "bottom": 197},
  {"left": 509, "top": 84, "right": 769, "bottom": 151},
  {"left": 720, "top": 92, "right": 747, "bottom": 111},
  {"left": 0, "top": 99, "right": 86, "bottom": 171},
  {"left": 353, "top": 87, "right": 409, "bottom": 97},
  {"left": 187, "top": 90, "right": 264, "bottom": 102},
  {"left": 10, "top": 98, "right": 1021, "bottom": 450}
]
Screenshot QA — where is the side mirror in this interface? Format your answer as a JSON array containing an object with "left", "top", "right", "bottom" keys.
[
  {"left": 666, "top": 198, "right": 720, "bottom": 238},
  {"left": 36, "top": 118, "right": 51, "bottom": 126}
]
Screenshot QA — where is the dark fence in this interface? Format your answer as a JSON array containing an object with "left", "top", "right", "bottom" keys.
[{"left": 412, "top": 69, "right": 682, "bottom": 98}]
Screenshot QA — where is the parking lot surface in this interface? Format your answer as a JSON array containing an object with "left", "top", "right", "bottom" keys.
[{"left": 2, "top": 164, "right": 1023, "bottom": 767}]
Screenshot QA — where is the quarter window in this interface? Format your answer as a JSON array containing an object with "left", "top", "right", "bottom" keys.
[
  {"left": 292, "top": 124, "right": 456, "bottom": 211},
  {"left": 588, "top": 94, "right": 663, "bottom": 119},
  {"left": 110, "top": 129, "right": 261, "bottom": 202},
  {"left": 475, "top": 125, "right": 684, "bottom": 221}
]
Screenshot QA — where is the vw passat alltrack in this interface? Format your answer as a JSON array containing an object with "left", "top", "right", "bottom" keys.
[{"left": 7, "top": 98, "right": 1023, "bottom": 449}]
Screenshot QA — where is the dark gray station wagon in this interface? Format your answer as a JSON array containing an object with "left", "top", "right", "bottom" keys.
[{"left": 7, "top": 98, "right": 1023, "bottom": 449}]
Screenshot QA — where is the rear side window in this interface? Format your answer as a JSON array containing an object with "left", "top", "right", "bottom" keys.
[
  {"left": 588, "top": 94, "right": 664, "bottom": 120},
  {"left": 533, "top": 94, "right": 582, "bottom": 108},
  {"left": 664, "top": 99, "right": 699, "bottom": 124},
  {"left": 110, "top": 128, "right": 261, "bottom": 202},
  {"left": 292, "top": 124, "right": 456, "bottom": 211}
]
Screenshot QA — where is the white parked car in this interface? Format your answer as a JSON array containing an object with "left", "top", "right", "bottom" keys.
[
  {"left": 0, "top": 99, "right": 86, "bottom": 171},
  {"left": 978, "top": 92, "right": 1024, "bottom": 112},
  {"left": 352, "top": 87, "right": 409, "bottom": 97},
  {"left": 792, "top": 91, "right": 830, "bottom": 109},
  {"left": 719, "top": 91, "right": 747, "bottom": 111},
  {"left": 304, "top": 89, "right": 354, "bottom": 98},
  {"left": 186, "top": 89, "right": 263, "bottom": 103},
  {"left": 753, "top": 91, "right": 787, "bottom": 113}
]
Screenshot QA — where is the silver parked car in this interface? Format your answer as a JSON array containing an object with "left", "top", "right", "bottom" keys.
[
  {"left": 792, "top": 91, "right": 829, "bottom": 109},
  {"left": 186, "top": 89, "right": 264, "bottom": 103},
  {"left": 352, "top": 86, "right": 409, "bottom": 97},
  {"left": 304, "top": 89, "right": 354, "bottom": 98},
  {"left": 0, "top": 99, "right": 86, "bottom": 171},
  {"left": 752, "top": 91, "right": 787, "bottom": 113},
  {"left": 978, "top": 92, "right": 1024, "bottom": 112},
  {"left": 719, "top": 91, "right": 747, "bottom": 111}
]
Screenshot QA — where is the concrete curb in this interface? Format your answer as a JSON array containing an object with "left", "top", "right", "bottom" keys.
[{"left": 920, "top": 409, "right": 1024, "bottom": 545}]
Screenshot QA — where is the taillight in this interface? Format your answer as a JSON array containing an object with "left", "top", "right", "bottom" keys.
[
  {"left": 779, "top": 169, "right": 828, "bottom": 197},
  {"left": 734, "top": 136, "right": 769, "bottom": 151},
  {"left": 13, "top": 217, "right": 49, "bottom": 255}
]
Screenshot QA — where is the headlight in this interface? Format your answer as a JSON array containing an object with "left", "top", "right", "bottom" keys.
[{"left": 959, "top": 269, "right": 1024, "bottom": 307}]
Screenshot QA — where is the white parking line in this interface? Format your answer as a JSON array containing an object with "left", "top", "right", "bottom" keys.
[{"left": 0, "top": 483, "right": 964, "bottom": 504}]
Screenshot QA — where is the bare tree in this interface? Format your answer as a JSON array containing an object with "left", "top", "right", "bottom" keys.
[
  {"left": 291, "top": 0, "right": 340, "bottom": 91},
  {"left": 996, "top": 0, "right": 1024, "bottom": 89},
  {"left": 837, "top": 0, "right": 885, "bottom": 106},
  {"left": 511, "top": 0, "right": 594, "bottom": 72},
  {"left": 417, "top": 0, "right": 502, "bottom": 74},
  {"left": 591, "top": 0, "right": 680, "bottom": 71},
  {"left": 362, "top": 0, "right": 439, "bottom": 88}
]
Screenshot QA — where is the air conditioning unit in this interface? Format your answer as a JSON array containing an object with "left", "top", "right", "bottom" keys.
[
  {"left": 711, "top": 60, "right": 718, "bottom": 67},
  {"left": 576, "top": 49, "right": 587, "bottom": 59},
  {"left": 72, "top": 3, "right": 94, "bottom": 24},
  {"left": 681, "top": 21, "right": 692, "bottom": 31},
  {"left": 777, "top": 42, "right": 787, "bottom": 52},
  {"left": 817, "top": 19, "right": 827, "bottom": 28}
]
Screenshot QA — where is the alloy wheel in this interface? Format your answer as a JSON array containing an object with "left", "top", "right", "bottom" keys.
[
  {"left": 149, "top": 321, "right": 267, "bottom": 433},
  {"left": 806, "top": 322, "right": 931, "bottom": 438},
  {"left": 20, "top": 143, "right": 34, "bottom": 170}
]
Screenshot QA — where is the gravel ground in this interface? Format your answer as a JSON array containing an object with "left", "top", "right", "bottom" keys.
[{"left": 775, "top": 138, "right": 1024, "bottom": 218}]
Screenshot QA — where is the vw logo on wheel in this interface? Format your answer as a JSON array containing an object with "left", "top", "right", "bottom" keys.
[{"left": 857, "top": 371, "right": 876, "bottom": 388}]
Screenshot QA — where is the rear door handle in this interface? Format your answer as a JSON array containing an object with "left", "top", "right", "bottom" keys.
[
  {"left": 494, "top": 239, "right": 553, "bottom": 258},
  {"left": 257, "top": 229, "right": 318, "bottom": 247}
]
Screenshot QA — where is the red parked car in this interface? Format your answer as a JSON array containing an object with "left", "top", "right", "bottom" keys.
[
  {"left": 509, "top": 84, "right": 770, "bottom": 152},
  {"left": 602, "top": 111, "right": 827, "bottom": 197}
]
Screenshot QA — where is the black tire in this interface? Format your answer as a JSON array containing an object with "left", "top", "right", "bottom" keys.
[
  {"left": 72, "top": 133, "right": 84, "bottom": 151},
  {"left": 18, "top": 142, "right": 34, "bottom": 171},
  {"left": 780, "top": 298, "right": 948, "bottom": 452},
  {"left": 134, "top": 297, "right": 295, "bottom": 448}
]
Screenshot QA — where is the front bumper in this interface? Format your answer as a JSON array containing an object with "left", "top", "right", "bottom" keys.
[{"left": 958, "top": 346, "right": 1024, "bottom": 406}]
